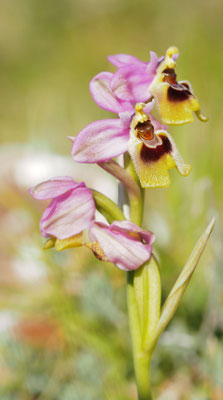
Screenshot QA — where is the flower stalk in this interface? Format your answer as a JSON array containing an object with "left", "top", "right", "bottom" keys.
[
  {"left": 124, "top": 153, "right": 144, "bottom": 226},
  {"left": 127, "top": 270, "right": 152, "bottom": 400},
  {"left": 128, "top": 256, "right": 161, "bottom": 400},
  {"left": 124, "top": 154, "right": 158, "bottom": 399}
]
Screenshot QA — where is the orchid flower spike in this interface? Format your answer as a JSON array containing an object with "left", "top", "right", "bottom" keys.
[
  {"left": 149, "top": 46, "right": 208, "bottom": 125},
  {"left": 128, "top": 103, "right": 191, "bottom": 188}
]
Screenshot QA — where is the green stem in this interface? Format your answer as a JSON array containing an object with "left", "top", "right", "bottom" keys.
[
  {"left": 124, "top": 153, "right": 144, "bottom": 226},
  {"left": 92, "top": 189, "right": 125, "bottom": 222},
  {"left": 134, "top": 355, "right": 152, "bottom": 400},
  {"left": 127, "top": 271, "right": 153, "bottom": 400},
  {"left": 124, "top": 154, "right": 153, "bottom": 399}
]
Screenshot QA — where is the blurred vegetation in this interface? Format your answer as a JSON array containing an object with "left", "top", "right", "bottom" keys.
[{"left": 0, "top": 0, "right": 223, "bottom": 398}]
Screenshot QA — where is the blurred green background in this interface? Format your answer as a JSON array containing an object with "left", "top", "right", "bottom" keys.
[{"left": 0, "top": 0, "right": 223, "bottom": 399}]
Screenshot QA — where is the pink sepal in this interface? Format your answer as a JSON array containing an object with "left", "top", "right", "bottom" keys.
[
  {"left": 89, "top": 72, "right": 131, "bottom": 114},
  {"left": 29, "top": 177, "right": 84, "bottom": 200},
  {"left": 107, "top": 53, "right": 144, "bottom": 68},
  {"left": 72, "top": 119, "right": 129, "bottom": 163},
  {"left": 40, "top": 185, "right": 95, "bottom": 239}
]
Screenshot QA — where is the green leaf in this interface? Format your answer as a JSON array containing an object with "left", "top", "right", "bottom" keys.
[{"left": 154, "top": 217, "right": 215, "bottom": 342}]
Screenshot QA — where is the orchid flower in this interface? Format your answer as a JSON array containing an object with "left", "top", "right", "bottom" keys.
[
  {"left": 29, "top": 176, "right": 154, "bottom": 271},
  {"left": 149, "top": 46, "right": 207, "bottom": 125},
  {"left": 128, "top": 103, "right": 191, "bottom": 188},
  {"left": 72, "top": 72, "right": 191, "bottom": 188},
  {"left": 108, "top": 46, "right": 207, "bottom": 125}
]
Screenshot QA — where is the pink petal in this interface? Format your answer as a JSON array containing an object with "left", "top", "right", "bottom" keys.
[
  {"left": 172, "top": 52, "right": 179, "bottom": 61},
  {"left": 72, "top": 119, "right": 129, "bottom": 163},
  {"left": 89, "top": 221, "right": 154, "bottom": 271},
  {"left": 110, "top": 221, "right": 155, "bottom": 248},
  {"left": 146, "top": 51, "right": 161, "bottom": 75},
  {"left": 108, "top": 53, "right": 144, "bottom": 68},
  {"left": 143, "top": 99, "right": 155, "bottom": 115},
  {"left": 29, "top": 177, "right": 83, "bottom": 200},
  {"left": 118, "top": 110, "right": 135, "bottom": 129},
  {"left": 89, "top": 72, "right": 131, "bottom": 113},
  {"left": 40, "top": 186, "right": 95, "bottom": 239},
  {"left": 111, "top": 64, "right": 153, "bottom": 103}
]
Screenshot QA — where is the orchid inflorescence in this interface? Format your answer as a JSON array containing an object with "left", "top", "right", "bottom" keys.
[{"left": 30, "top": 46, "right": 214, "bottom": 399}]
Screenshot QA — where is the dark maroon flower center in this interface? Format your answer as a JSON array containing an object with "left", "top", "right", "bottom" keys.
[
  {"left": 162, "top": 68, "right": 193, "bottom": 103},
  {"left": 140, "top": 135, "right": 172, "bottom": 163}
]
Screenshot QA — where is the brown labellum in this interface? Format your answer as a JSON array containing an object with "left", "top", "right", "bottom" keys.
[
  {"left": 140, "top": 135, "right": 172, "bottom": 163},
  {"left": 162, "top": 68, "right": 192, "bottom": 103}
]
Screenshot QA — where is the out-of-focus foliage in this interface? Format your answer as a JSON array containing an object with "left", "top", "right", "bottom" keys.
[{"left": 0, "top": 0, "right": 223, "bottom": 398}]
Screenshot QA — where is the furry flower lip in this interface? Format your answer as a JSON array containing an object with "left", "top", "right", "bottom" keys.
[{"left": 128, "top": 103, "right": 191, "bottom": 188}]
